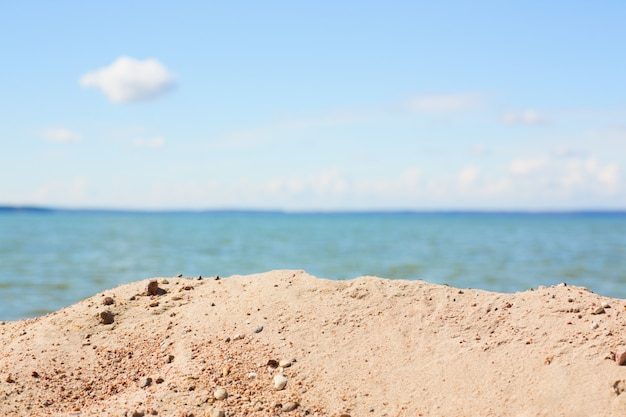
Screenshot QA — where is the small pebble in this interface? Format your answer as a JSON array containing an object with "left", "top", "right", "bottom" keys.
[
  {"left": 177, "top": 273, "right": 183, "bottom": 277},
  {"left": 279, "top": 359, "right": 293, "bottom": 368},
  {"left": 253, "top": 326, "right": 264, "bottom": 333},
  {"left": 592, "top": 306, "right": 605, "bottom": 315},
  {"left": 98, "top": 310, "right": 114, "bottom": 325},
  {"left": 146, "top": 280, "right": 160, "bottom": 296},
  {"left": 273, "top": 374, "right": 288, "bottom": 390},
  {"left": 233, "top": 334, "right": 243, "bottom": 341},
  {"left": 139, "top": 377, "right": 152, "bottom": 388},
  {"left": 616, "top": 348, "right": 626, "bottom": 366},
  {"left": 282, "top": 402, "right": 299, "bottom": 412},
  {"left": 102, "top": 297, "right": 114, "bottom": 306},
  {"left": 207, "top": 407, "right": 225, "bottom": 417},
  {"left": 591, "top": 322, "right": 599, "bottom": 330},
  {"left": 247, "top": 372, "right": 257, "bottom": 379},
  {"left": 214, "top": 387, "right": 227, "bottom": 400}
]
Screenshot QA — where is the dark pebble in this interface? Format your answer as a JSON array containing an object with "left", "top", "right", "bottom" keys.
[
  {"left": 98, "top": 310, "right": 114, "bottom": 325},
  {"left": 146, "top": 280, "right": 160, "bottom": 296}
]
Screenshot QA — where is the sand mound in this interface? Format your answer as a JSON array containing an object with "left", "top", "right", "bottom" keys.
[{"left": 1, "top": 270, "right": 626, "bottom": 416}]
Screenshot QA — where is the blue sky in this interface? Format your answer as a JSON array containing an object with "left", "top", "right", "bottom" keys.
[{"left": 1, "top": 1, "right": 625, "bottom": 210}]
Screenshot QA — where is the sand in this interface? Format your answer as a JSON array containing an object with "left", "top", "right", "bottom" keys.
[{"left": 1, "top": 270, "right": 626, "bottom": 416}]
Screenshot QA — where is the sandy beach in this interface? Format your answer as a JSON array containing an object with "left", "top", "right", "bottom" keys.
[{"left": 1, "top": 270, "right": 626, "bottom": 416}]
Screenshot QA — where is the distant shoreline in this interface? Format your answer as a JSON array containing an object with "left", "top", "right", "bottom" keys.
[{"left": 1, "top": 205, "right": 625, "bottom": 216}]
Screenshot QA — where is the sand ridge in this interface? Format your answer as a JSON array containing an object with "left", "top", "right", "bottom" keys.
[{"left": 1, "top": 270, "right": 626, "bottom": 416}]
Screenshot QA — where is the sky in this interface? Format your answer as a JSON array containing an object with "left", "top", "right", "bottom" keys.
[{"left": 1, "top": 1, "right": 625, "bottom": 211}]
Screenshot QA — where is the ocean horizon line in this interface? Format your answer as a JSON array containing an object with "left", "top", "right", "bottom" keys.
[{"left": 1, "top": 205, "right": 625, "bottom": 216}]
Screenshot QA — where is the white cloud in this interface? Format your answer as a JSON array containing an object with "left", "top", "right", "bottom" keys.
[
  {"left": 458, "top": 166, "right": 480, "bottom": 185},
  {"left": 18, "top": 155, "right": 622, "bottom": 210},
  {"left": 501, "top": 109, "right": 548, "bottom": 125},
  {"left": 133, "top": 137, "right": 166, "bottom": 149},
  {"left": 596, "top": 163, "right": 619, "bottom": 187},
  {"left": 560, "top": 157, "right": 620, "bottom": 193},
  {"left": 406, "top": 93, "right": 482, "bottom": 113},
  {"left": 80, "top": 56, "right": 175, "bottom": 103},
  {"left": 42, "top": 127, "right": 82, "bottom": 143}
]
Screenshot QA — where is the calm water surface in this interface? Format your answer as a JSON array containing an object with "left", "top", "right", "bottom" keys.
[{"left": 1, "top": 212, "right": 625, "bottom": 320}]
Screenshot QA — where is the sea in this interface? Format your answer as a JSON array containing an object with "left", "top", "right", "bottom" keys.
[{"left": 1, "top": 210, "right": 625, "bottom": 321}]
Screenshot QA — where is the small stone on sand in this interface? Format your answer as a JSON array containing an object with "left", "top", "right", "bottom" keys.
[
  {"left": 98, "top": 310, "right": 114, "bottom": 325},
  {"left": 146, "top": 280, "right": 160, "bottom": 296},
  {"left": 282, "top": 401, "right": 298, "bottom": 412},
  {"left": 214, "top": 387, "right": 227, "bottom": 400},
  {"left": 273, "top": 374, "right": 288, "bottom": 390}
]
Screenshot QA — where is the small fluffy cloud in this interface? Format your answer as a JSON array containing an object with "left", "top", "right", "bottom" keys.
[
  {"left": 42, "top": 127, "right": 82, "bottom": 143},
  {"left": 406, "top": 93, "right": 482, "bottom": 113},
  {"left": 80, "top": 56, "right": 175, "bottom": 103},
  {"left": 501, "top": 110, "right": 547, "bottom": 125},
  {"left": 560, "top": 157, "right": 620, "bottom": 192},
  {"left": 133, "top": 137, "right": 166, "bottom": 149},
  {"left": 458, "top": 166, "right": 480, "bottom": 185}
]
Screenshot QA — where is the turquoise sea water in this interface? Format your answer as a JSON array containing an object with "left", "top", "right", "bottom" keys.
[{"left": 1, "top": 211, "right": 625, "bottom": 321}]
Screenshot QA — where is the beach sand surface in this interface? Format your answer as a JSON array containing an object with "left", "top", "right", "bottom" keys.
[{"left": 1, "top": 270, "right": 626, "bottom": 416}]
